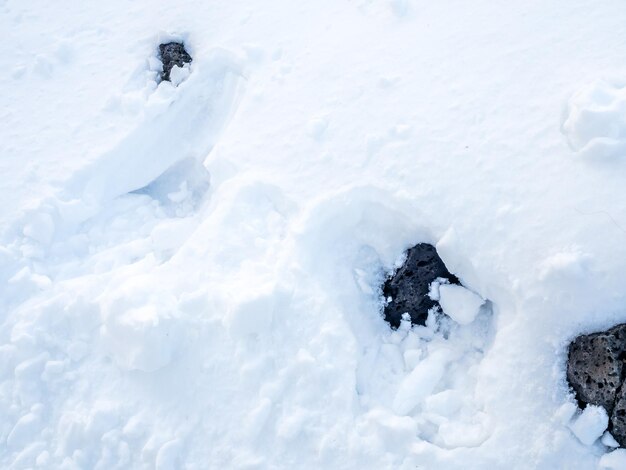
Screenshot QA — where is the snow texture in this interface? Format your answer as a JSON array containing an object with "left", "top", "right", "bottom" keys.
[
  {"left": 568, "top": 405, "right": 609, "bottom": 446},
  {"left": 602, "top": 432, "right": 620, "bottom": 448},
  {"left": 438, "top": 284, "right": 485, "bottom": 325},
  {"left": 1, "top": 0, "right": 626, "bottom": 468},
  {"left": 562, "top": 78, "right": 626, "bottom": 161},
  {"left": 599, "top": 449, "right": 626, "bottom": 470}
]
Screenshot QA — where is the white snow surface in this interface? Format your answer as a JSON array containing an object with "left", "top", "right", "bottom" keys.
[{"left": 2, "top": 0, "right": 626, "bottom": 468}]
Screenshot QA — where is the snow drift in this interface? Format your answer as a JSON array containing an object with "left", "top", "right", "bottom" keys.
[{"left": 2, "top": 0, "right": 626, "bottom": 468}]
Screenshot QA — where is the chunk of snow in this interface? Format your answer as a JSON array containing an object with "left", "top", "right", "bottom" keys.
[
  {"left": 554, "top": 402, "right": 578, "bottom": 425},
  {"left": 423, "top": 390, "right": 463, "bottom": 418},
  {"left": 428, "top": 278, "right": 449, "bottom": 301},
  {"left": 602, "top": 431, "right": 620, "bottom": 448},
  {"left": 169, "top": 65, "right": 190, "bottom": 86},
  {"left": 392, "top": 349, "right": 453, "bottom": 415},
  {"left": 568, "top": 405, "right": 608, "bottom": 445},
  {"left": 438, "top": 284, "right": 484, "bottom": 325}
]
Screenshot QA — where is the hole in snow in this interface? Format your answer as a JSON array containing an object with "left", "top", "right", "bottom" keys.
[
  {"left": 158, "top": 42, "right": 192, "bottom": 83},
  {"left": 383, "top": 243, "right": 466, "bottom": 328}
]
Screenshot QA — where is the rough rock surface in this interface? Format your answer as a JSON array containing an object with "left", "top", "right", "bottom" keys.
[
  {"left": 567, "top": 323, "right": 626, "bottom": 446},
  {"left": 158, "top": 42, "right": 192, "bottom": 82},
  {"left": 612, "top": 387, "right": 626, "bottom": 446},
  {"left": 382, "top": 243, "right": 459, "bottom": 328}
]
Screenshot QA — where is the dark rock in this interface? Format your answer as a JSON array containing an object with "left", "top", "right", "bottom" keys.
[
  {"left": 158, "top": 42, "right": 192, "bottom": 82},
  {"left": 567, "top": 326, "right": 626, "bottom": 414},
  {"left": 611, "top": 387, "right": 626, "bottom": 446},
  {"left": 566, "top": 323, "right": 626, "bottom": 446},
  {"left": 382, "top": 243, "right": 459, "bottom": 328}
]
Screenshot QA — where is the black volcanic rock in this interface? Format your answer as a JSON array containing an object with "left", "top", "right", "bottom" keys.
[
  {"left": 158, "top": 42, "right": 192, "bottom": 82},
  {"left": 567, "top": 323, "right": 626, "bottom": 446},
  {"left": 382, "top": 243, "right": 459, "bottom": 328},
  {"left": 611, "top": 386, "right": 626, "bottom": 446}
]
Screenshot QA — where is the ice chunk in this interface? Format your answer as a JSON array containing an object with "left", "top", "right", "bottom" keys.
[
  {"left": 438, "top": 284, "right": 484, "bottom": 325},
  {"left": 568, "top": 405, "right": 608, "bottom": 445}
]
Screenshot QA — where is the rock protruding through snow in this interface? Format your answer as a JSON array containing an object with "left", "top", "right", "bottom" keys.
[
  {"left": 567, "top": 323, "right": 626, "bottom": 446},
  {"left": 158, "top": 42, "right": 192, "bottom": 82},
  {"left": 382, "top": 243, "right": 460, "bottom": 328}
]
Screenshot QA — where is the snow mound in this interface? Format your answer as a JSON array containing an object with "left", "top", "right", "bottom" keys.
[{"left": 562, "top": 78, "right": 626, "bottom": 161}]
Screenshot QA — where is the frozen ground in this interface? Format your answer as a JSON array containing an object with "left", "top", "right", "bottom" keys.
[{"left": 2, "top": 0, "right": 626, "bottom": 468}]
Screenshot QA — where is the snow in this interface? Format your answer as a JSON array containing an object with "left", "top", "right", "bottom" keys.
[
  {"left": 438, "top": 284, "right": 485, "bottom": 325},
  {"left": 602, "top": 432, "right": 620, "bottom": 449},
  {"left": 555, "top": 401, "right": 578, "bottom": 425},
  {"left": 2, "top": 0, "right": 626, "bottom": 468},
  {"left": 393, "top": 348, "right": 455, "bottom": 415},
  {"left": 568, "top": 405, "right": 609, "bottom": 446},
  {"left": 562, "top": 78, "right": 626, "bottom": 161},
  {"left": 600, "top": 449, "right": 626, "bottom": 470}
]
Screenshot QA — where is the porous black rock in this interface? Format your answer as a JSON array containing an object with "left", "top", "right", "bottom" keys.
[
  {"left": 382, "top": 243, "right": 459, "bottom": 328},
  {"left": 158, "top": 42, "right": 192, "bottom": 82},
  {"left": 611, "top": 387, "right": 626, "bottom": 446},
  {"left": 567, "top": 323, "right": 626, "bottom": 446}
]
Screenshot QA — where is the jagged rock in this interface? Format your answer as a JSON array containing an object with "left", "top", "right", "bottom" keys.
[
  {"left": 382, "top": 243, "right": 459, "bottom": 328},
  {"left": 567, "top": 326, "right": 626, "bottom": 414},
  {"left": 158, "top": 42, "right": 192, "bottom": 82},
  {"left": 611, "top": 387, "right": 626, "bottom": 446},
  {"left": 567, "top": 323, "right": 626, "bottom": 446}
]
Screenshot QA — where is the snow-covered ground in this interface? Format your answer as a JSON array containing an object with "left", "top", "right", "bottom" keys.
[{"left": 2, "top": 0, "right": 626, "bottom": 468}]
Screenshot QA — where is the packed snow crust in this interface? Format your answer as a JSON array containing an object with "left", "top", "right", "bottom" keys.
[{"left": 2, "top": 0, "right": 626, "bottom": 468}]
